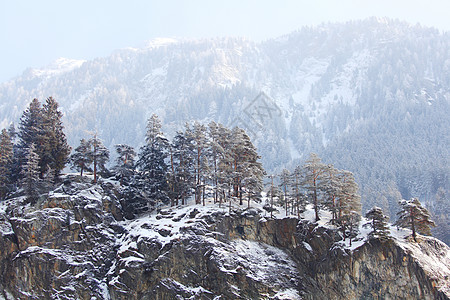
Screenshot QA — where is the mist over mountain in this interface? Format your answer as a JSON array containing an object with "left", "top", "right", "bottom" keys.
[{"left": 0, "top": 18, "right": 448, "bottom": 243}]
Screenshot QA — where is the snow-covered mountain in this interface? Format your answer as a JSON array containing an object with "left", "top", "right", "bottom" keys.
[{"left": 0, "top": 18, "right": 448, "bottom": 243}]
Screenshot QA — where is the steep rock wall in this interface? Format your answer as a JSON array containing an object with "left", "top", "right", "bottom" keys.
[{"left": 215, "top": 213, "right": 449, "bottom": 299}]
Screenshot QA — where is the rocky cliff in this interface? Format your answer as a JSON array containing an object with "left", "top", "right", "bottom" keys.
[{"left": 0, "top": 177, "right": 449, "bottom": 299}]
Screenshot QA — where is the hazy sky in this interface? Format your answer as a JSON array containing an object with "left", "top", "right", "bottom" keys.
[{"left": 1, "top": 0, "right": 449, "bottom": 83}]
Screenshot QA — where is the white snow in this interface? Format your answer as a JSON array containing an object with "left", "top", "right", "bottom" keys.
[
  {"left": 31, "top": 57, "right": 85, "bottom": 78},
  {"left": 390, "top": 225, "right": 450, "bottom": 295},
  {"left": 145, "top": 38, "right": 179, "bottom": 49}
]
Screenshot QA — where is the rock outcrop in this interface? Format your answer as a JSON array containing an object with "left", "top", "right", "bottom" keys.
[{"left": 0, "top": 179, "right": 448, "bottom": 299}]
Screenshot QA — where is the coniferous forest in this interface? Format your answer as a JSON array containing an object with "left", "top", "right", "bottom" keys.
[{"left": 0, "top": 97, "right": 438, "bottom": 246}]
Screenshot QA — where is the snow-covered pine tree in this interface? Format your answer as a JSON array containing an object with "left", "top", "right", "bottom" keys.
[
  {"left": 395, "top": 197, "right": 436, "bottom": 242},
  {"left": 337, "top": 170, "right": 361, "bottom": 218},
  {"left": 170, "top": 130, "right": 195, "bottom": 206},
  {"left": 7, "top": 123, "right": 16, "bottom": 143},
  {"left": 113, "top": 144, "right": 136, "bottom": 185},
  {"left": 265, "top": 174, "right": 281, "bottom": 218},
  {"left": 321, "top": 164, "right": 342, "bottom": 225},
  {"left": 336, "top": 170, "right": 362, "bottom": 239},
  {"left": 207, "top": 121, "right": 225, "bottom": 204},
  {"left": 18, "top": 98, "right": 43, "bottom": 176},
  {"left": 21, "top": 143, "right": 40, "bottom": 204},
  {"left": 230, "top": 127, "right": 264, "bottom": 206},
  {"left": 40, "top": 97, "right": 71, "bottom": 180},
  {"left": 88, "top": 134, "right": 110, "bottom": 183},
  {"left": 70, "top": 139, "right": 93, "bottom": 177},
  {"left": 187, "top": 122, "right": 209, "bottom": 205},
  {"left": 216, "top": 123, "right": 234, "bottom": 207},
  {"left": 365, "top": 206, "right": 391, "bottom": 240},
  {"left": 0, "top": 129, "right": 14, "bottom": 199},
  {"left": 241, "top": 135, "right": 264, "bottom": 209},
  {"left": 136, "top": 114, "right": 170, "bottom": 207},
  {"left": 279, "top": 168, "right": 291, "bottom": 216},
  {"left": 301, "top": 153, "right": 326, "bottom": 222},
  {"left": 292, "top": 165, "right": 307, "bottom": 218}
]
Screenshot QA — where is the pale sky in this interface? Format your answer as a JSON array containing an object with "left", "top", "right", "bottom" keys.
[{"left": 1, "top": 0, "right": 449, "bottom": 83}]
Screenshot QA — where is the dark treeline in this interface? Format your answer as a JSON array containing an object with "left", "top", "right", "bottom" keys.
[{"left": 0, "top": 97, "right": 70, "bottom": 203}]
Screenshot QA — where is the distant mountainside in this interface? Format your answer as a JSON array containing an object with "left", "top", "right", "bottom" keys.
[{"left": 0, "top": 18, "right": 448, "bottom": 243}]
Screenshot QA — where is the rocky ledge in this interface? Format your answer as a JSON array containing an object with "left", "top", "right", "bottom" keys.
[{"left": 0, "top": 178, "right": 448, "bottom": 299}]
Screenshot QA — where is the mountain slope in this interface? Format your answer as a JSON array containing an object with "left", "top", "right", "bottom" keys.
[{"left": 0, "top": 18, "right": 448, "bottom": 243}]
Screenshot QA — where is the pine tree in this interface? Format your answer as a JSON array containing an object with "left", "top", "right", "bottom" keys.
[
  {"left": 0, "top": 129, "right": 14, "bottom": 199},
  {"left": 171, "top": 130, "right": 195, "bottom": 206},
  {"left": 321, "top": 165, "right": 341, "bottom": 224},
  {"left": 88, "top": 134, "right": 110, "bottom": 183},
  {"left": 207, "top": 121, "right": 225, "bottom": 204},
  {"left": 279, "top": 169, "right": 291, "bottom": 216},
  {"left": 40, "top": 97, "right": 71, "bottom": 180},
  {"left": 336, "top": 170, "right": 362, "bottom": 239},
  {"left": 241, "top": 135, "right": 264, "bottom": 209},
  {"left": 136, "top": 114, "right": 169, "bottom": 207},
  {"left": 265, "top": 174, "right": 281, "bottom": 218},
  {"left": 302, "top": 153, "right": 326, "bottom": 222},
  {"left": 292, "top": 165, "right": 307, "bottom": 217},
  {"left": 337, "top": 170, "right": 361, "bottom": 219},
  {"left": 113, "top": 144, "right": 136, "bottom": 185},
  {"left": 395, "top": 197, "right": 436, "bottom": 242},
  {"left": 187, "top": 122, "right": 209, "bottom": 205},
  {"left": 216, "top": 124, "right": 234, "bottom": 207},
  {"left": 230, "top": 127, "right": 264, "bottom": 206},
  {"left": 365, "top": 206, "right": 391, "bottom": 240},
  {"left": 18, "top": 98, "right": 43, "bottom": 176},
  {"left": 21, "top": 143, "right": 40, "bottom": 204},
  {"left": 7, "top": 123, "right": 16, "bottom": 143},
  {"left": 70, "top": 139, "right": 93, "bottom": 177}
]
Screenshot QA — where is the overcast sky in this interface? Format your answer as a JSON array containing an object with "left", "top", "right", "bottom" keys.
[{"left": 1, "top": 0, "right": 449, "bottom": 83}]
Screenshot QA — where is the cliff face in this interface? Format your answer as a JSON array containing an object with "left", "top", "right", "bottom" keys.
[{"left": 0, "top": 179, "right": 448, "bottom": 299}]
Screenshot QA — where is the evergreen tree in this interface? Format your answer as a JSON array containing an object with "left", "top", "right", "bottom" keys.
[
  {"left": 40, "top": 97, "right": 71, "bottom": 180},
  {"left": 240, "top": 133, "right": 264, "bottom": 209},
  {"left": 320, "top": 165, "right": 339, "bottom": 223},
  {"left": 69, "top": 139, "right": 93, "bottom": 177},
  {"left": 216, "top": 124, "right": 234, "bottom": 207},
  {"left": 265, "top": 174, "right": 281, "bottom": 218},
  {"left": 136, "top": 114, "right": 169, "bottom": 207},
  {"left": 279, "top": 168, "right": 291, "bottom": 216},
  {"left": 292, "top": 165, "right": 307, "bottom": 217},
  {"left": 171, "top": 130, "right": 195, "bottom": 206},
  {"left": 302, "top": 153, "right": 326, "bottom": 221},
  {"left": 187, "top": 122, "right": 209, "bottom": 205},
  {"left": 88, "top": 134, "right": 110, "bottom": 183},
  {"left": 7, "top": 123, "right": 16, "bottom": 143},
  {"left": 230, "top": 127, "right": 264, "bottom": 206},
  {"left": 0, "top": 129, "right": 14, "bottom": 199},
  {"left": 335, "top": 170, "right": 362, "bottom": 239},
  {"left": 395, "top": 197, "right": 436, "bottom": 242},
  {"left": 207, "top": 121, "right": 226, "bottom": 204},
  {"left": 365, "top": 206, "right": 391, "bottom": 240},
  {"left": 17, "top": 97, "right": 70, "bottom": 180},
  {"left": 113, "top": 144, "right": 136, "bottom": 185},
  {"left": 21, "top": 143, "right": 40, "bottom": 204},
  {"left": 337, "top": 170, "right": 362, "bottom": 219},
  {"left": 18, "top": 98, "right": 43, "bottom": 176}
]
